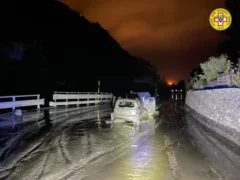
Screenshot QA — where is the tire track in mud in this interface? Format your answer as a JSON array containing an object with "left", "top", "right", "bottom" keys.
[
  {"left": 37, "top": 126, "right": 72, "bottom": 180},
  {"left": 36, "top": 147, "right": 55, "bottom": 180},
  {"left": 0, "top": 126, "right": 50, "bottom": 179},
  {"left": 0, "top": 133, "right": 25, "bottom": 161},
  {"left": 6, "top": 124, "right": 71, "bottom": 180},
  {"left": 6, "top": 126, "right": 64, "bottom": 179},
  {"left": 56, "top": 117, "right": 162, "bottom": 180},
  {"left": 77, "top": 145, "right": 132, "bottom": 180},
  {"left": 160, "top": 105, "right": 184, "bottom": 180},
  {"left": 0, "top": 122, "right": 46, "bottom": 164},
  {"left": 58, "top": 127, "right": 72, "bottom": 164},
  {"left": 57, "top": 142, "right": 127, "bottom": 180},
  {"left": 163, "top": 103, "right": 224, "bottom": 180},
  {"left": 4, "top": 107, "right": 109, "bottom": 180},
  {"left": 209, "top": 166, "right": 224, "bottom": 180},
  {"left": 81, "top": 116, "right": 162, "bottom": 180},
  {"left": 186, "top": 117, "right": 232, "bottom": 179},
  {"left": 3, "top": 131, "right": 53, "bottom": 180},
  {"left": 164, "top": 135, "right": 182, "bottom": 180}
]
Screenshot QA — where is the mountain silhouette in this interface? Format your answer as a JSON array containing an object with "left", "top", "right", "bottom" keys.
[{"left": 0, "top": 0, "right": 161, "bottom": 99}]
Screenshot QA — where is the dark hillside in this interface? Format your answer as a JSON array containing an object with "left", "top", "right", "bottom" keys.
[{"left": 0, "top": 0, "right": 163, "bottom": 100}]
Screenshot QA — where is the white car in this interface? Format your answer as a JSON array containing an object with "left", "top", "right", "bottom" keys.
[
  {"left": 128, "top": 92, "right": 156, "bottom": 114},
  {"left": 111, "top": 98, "right": 146, "bottom": 123}
]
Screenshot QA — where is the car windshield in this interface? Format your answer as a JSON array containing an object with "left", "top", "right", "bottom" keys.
[
  {"left": 127, "top": 93, "right": 140, "bottom": 99},
  {"left": 118, "top": 101, "right": 135, "bottom": 108}
]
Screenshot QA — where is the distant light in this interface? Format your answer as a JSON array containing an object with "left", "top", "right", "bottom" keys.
[
  {"left": 175, "top": 90, "right": 177, "bottom": 92},
  {"left": 171, "top": 90, "right": 174, "bottom": 92},
  {"left": 168, "top": 81, "right": 173, "bottom": 86},
  {"left": 180, "top": 90, "right": 182, "bottom": 92}
]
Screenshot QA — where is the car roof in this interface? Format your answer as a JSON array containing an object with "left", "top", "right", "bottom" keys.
[{"left": 116, "top": 98, "right": 139, "bottom": 102}]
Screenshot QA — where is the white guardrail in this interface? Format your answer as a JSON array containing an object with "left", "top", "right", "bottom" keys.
[
  {"left": 0, "top": 94, "right": 44, "bottom": 111},
  {"left": 49, "top": 91, "right": 113, "bottom": 107},
  {"left": 0, "top": 92, "right": 113, "bottom": 111}
]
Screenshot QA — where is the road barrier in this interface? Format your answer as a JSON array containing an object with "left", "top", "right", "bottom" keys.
[
  {"left": 49, "top": 91, "right": 113, "bottom": 107},
  {"left": 0, "top": 94, "right": 44, "bottom": 111},
  {"left": 0, "top": 92, "right": 113, "bottom": 112}
]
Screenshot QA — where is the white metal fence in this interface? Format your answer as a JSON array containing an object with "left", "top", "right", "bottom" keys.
[
  {"left": 0, "top": 94, "right": 44, "bottom": 111},
  {"left": 49, "top": 91, "right": 113, "bottom": 107},
  {"left": 0, "top": 92, "right": 113, "bottom": 111}
]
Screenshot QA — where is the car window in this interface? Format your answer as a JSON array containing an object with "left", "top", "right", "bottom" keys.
[
  {"left": 127, "top": 93, "right": 139, "bottom": 99},
  {"left": 117, "top": 101, "right": 135, "bottom": 108}
]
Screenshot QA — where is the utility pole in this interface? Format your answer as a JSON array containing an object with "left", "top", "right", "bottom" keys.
[
  {"left": 98, "top": 80, "right": 100, "bottom": 103},
  {"left": 98, "top": 80, "right": 100, "bottom": 93}
]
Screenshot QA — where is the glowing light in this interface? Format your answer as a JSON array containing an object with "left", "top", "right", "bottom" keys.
[{"left": 168, "top": 81, "right": 173, "bottom": 86}]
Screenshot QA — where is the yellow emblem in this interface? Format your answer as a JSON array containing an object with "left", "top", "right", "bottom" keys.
[{"left": 209, "top": 8, "right": 232, "bottom": 31}]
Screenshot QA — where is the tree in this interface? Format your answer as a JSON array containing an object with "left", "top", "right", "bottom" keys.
[
  {"left": 157, "top": 80, "right": 170, "bottom": 100},
  {"left": 190, "top": 66, "right": 203, "bottom": 78},
  {"left": 176, "top": 80, "right": 186, "bottom": 91}
]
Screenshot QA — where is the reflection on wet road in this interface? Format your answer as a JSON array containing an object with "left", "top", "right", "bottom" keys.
[{"left": 0, "top": 100, "right": 240, "bottom": 180}]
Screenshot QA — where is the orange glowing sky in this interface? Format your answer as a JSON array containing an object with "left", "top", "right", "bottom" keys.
[
  {"left": 168, "top": 81, "right": 174, "bottom": 86},
  {"left": 61, "top": 0, "right": 226, "bottom": 83}
]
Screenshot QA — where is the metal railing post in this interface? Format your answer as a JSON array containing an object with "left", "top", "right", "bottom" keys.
[
  {"left": 95, "top": 92, "right": 97, "bottom": 105},
  {"left": 54, "top": 92, "right": 57, "bottom": 107},
  {"left": 12, "top": 96, "right": 16, "bottom": 112},
  {"left": 37, "top": 94, "right": 40, "bottom": 109},
  {"left": 66, "top": 92, "right": 68, "bottom": 107},
  {"left": 98, "top": 92, "right": 100, "bottom": 104},
  {"left": 87, "top": 92, "right": 89, "bottom": 106}
]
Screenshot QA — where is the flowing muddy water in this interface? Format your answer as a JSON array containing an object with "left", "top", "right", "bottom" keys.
[{"left": 0, "top": 100, "right": 239, "bottom": 180}]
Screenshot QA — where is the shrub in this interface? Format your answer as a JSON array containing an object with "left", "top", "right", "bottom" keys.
[
  {"left": 187, "top": 54, "right": 237, "bottom": 90},
  {"left": 188, "top": 76, "right": 197, "bottom": 89},
  {"left": 225, "top": 60, "right": 234, "bottom": 73},
  {"left": 200, "top": 54, "right": 231, "bottom": 81},
  {"left": 192, "top": 80, "right": 201, "bottom": 89},
  {"left": 188, "top": 74, "right": 207, "bottom": 90},
  {"left": 192, "top": 75, "right": 207, "bottom": 89},
  {"left": 233, "top": 71, "right": 240, "bottom": 88}
]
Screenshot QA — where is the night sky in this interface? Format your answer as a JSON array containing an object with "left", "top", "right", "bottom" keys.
[{"left": 61, "top": 0, "right": 227, "bottom": 83}]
